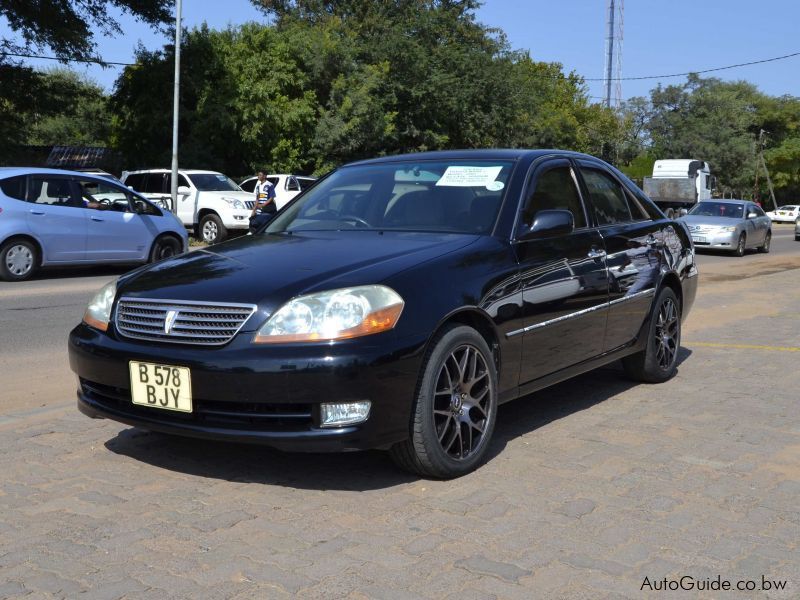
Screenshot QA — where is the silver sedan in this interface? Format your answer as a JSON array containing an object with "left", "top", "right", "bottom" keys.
[{"left": 679, "top": 200, "right": 772, "bottom": 256}]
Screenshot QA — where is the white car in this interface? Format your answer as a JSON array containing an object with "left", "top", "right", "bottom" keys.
[
  {"left": 766, "top": 205, "right": 800, "bottom": 223},
  {"left": 239, "top": 174, "right": 317, "bottom": 210},
  {"left": 122, "top": 169, "right": 254, "bottom": 243}
]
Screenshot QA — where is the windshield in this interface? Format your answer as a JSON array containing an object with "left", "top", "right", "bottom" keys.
[
  {"left": 187, "top": 173, "right": 241, "bottom": 192},
  {"left": 688, "top": 202, "right": 744, "bottom": 219},
  {"left": 265, "top": 160, "right": 514, "bottom": 234}
]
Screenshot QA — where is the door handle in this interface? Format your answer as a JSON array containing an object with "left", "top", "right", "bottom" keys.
[
  {"left": 29, "top": 209, "right": 45, "bottom": 215},
  {"left": 587, "top": 248, "right": 606, "bottom": 259},
  {"left": 91, "top": 216, "right": 104, "bottom": 222}
]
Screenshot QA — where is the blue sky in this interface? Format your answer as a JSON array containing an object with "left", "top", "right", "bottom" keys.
[{"left": 4, "top": 0, "right": 799, "bottom": 101}]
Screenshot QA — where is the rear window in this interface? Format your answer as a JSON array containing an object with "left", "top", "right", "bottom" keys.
[{"left": 0, "top": 176, "right": 26, "bottom": 201}]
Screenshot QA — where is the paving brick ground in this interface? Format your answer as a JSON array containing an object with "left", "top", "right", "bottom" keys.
[{"left": 1, "top": 268, "right": 799, "bottom": 599}]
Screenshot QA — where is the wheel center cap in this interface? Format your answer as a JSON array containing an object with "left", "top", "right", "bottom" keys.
[{"left": 451, "top": 393, "right": 465, "bottom": 412}]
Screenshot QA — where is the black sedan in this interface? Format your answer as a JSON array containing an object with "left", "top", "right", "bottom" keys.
[{"left": 69, "top": 150, "right": 698, "bottom": 478}]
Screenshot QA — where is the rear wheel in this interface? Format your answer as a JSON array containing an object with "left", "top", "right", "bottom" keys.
[
  {"left": 0, "top": 239, "right": 38, "bottom": 281},
  {"left": 199, "top": 214, "right": 227, "bottom": 244},
  {"left": 622, "top": 287, "right": 681, "bottom": 383},
  {"left": 149, "top": 235, "right": 182, "bottom": 263},
  {"left": 734, "top": 233, "right": 746, "bottom": 257},
  {"left": 390, "top": 325, "right": 498, "bottom": 479},
  {"left": 758, "top": 231, "right": 771, "bottom": 253}
]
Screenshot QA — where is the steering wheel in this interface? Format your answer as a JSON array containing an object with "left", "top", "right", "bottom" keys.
[
  {"left": 98, "top": 198, "right": 112, "bottom": 206},
  {"left": 339, "top": 215, "right": 371, "bottom": 228}
]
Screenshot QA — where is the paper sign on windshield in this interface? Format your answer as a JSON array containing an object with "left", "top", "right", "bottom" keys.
[{"left": 436, "top": 166, "right": 503, "bottom": 187}]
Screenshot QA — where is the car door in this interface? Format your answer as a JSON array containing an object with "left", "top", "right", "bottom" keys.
[
  {"left": 74, "top": 177, "right": 152, "bottom": 262},
  {"left": 576, "top": 162, "right": 665, "bottom": 352},
  {"left": 513, "top": 159, "right": 609, "bottom": 388},
  {"left": 746, "top": 203, "right": 769, "bottom": 245},
  {"left": 25, "top": 175, "right": 87, "bottom": 262}
]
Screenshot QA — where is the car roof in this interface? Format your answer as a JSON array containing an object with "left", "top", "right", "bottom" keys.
[
  {"left": 125, "top": 169, "right": 224, "bottom": 175},
  {"left": 345, "top": 149, "right": 596, "bottom": 167},
  {"left": 0, "top": 167, "right": 117, "bottom": 179},
  {"left": 700, "top": 199, "right": 750, "bottom": 204}
]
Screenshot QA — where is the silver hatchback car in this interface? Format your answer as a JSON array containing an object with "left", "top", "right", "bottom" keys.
[
  {"left": 679, "top": 200, "right": 772, "bottom": 256},
  {"left": 0, "top": 168, "right": 188, "bottom": 281}
]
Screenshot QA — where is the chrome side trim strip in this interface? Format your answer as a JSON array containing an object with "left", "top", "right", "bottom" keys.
[{"left": 505, "top": 288, "right": 655, "bottom": 338}]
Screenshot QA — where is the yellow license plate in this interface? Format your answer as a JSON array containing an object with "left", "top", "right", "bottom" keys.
[{"left": 129, "top": 361, "right": 192, "bottom": 413}]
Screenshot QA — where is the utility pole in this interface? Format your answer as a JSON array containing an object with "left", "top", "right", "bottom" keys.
[
  {"left": 170, "top": 0, "right": 182, "bottom": 213},
  {"left": 755, "top": 129, "right": 778, "bottom": 211},
  {"left": 604, "top": 0, "right": 615, "bottom": 109}
]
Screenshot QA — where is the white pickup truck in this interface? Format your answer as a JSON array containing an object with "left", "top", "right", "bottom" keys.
[
  {"left": 121, "top": 169, "right": 254, "bottom": 244},
  {"left": 239, "top": 174, "right": 317, "bottom": 210}
]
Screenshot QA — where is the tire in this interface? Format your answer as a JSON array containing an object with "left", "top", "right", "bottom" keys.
[
  {"left": 622, "top": 287, "right": 681, "bottom": 384},
  {"left": 199, "top": 214, "right": 227, "bottom": 244},
  {"left": 389, "top": 325, "right": 498, "bottom": 479},
  {"left": 734, "top": 233, "right": 746, "bottom": 257},
  {"left": 149, "top": 235, "right": 182, "bottom": 263},
  {"left": 0, "top": 239, "right": 38, "bottom": 282},
  {"left": 795, "top": 234, "right": 800, "bottom": 241},
  {"left": 758, "top": 231, "right": 771, "bottom": 253}
]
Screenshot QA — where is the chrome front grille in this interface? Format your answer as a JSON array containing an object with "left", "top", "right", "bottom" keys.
[{"left": 115, "top": 298, "right": 257, "bottom": 346}]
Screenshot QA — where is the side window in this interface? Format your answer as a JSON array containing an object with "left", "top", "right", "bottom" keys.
[
  {"left": 166, "top": 173, "right": 190, "bottom": 190},
  {"left": 624, "top": 189, "right": 652, "bottom": 221},
  {"left": 74, "top": 179, "right": 132, "bottom": 212},
  {"left": 124, "top": 173, "right": 144, "bottom": 191},
  {"left": 521, "top": 166, "right": 587, "bottom": 231},
  {"left": 286, "top": 177, "right": 300, "bottom": 192},
  {"left": 130, "top": 194, "right": 161, "bottom": 216},
  {"left": 580, "top": 168, "right": 632, "bottom": 225},
  {"left": 0, "top": 176, "right": 27, "bottom": 201},
  {"left": 142, "top": 174, "right": 165, "bottom": 194},
  {"left": 240, "top": 179, "right": 256, "bottom": 193},
  {"left": 267, "top": 177, "right": 279, "bottom": 187},
  {"left": 752, "top": 205, "right": 766, "bottom": 217},
  {"left": 27, "top": 177, "right": 79, "bottom": 208}
]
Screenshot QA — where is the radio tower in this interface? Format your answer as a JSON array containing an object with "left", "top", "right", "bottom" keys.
[{"left": 603, "top": 0, "right": 624, "bottom": 109}]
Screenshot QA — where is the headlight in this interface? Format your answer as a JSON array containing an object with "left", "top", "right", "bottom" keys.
[
  {"left": 222, "top": 197, "right": 245, "bottom": 210},
  {"left": 254, "top": 285, "right": 404, "bottom": 343},
  {"left": 83, "top": 280, "right": 117, "bottom": 332},
  {"left": 718, "top": 226, "right": 737, "bottom": 232}
]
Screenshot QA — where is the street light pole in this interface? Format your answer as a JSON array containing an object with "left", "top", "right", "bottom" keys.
[{"left": 170, "top": 0, "right": 182, "bottom": 213}]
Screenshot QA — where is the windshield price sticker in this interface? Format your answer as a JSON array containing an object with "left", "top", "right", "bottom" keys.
[{"left": 436, "top": 166, "right": 503, "bottom": 187}]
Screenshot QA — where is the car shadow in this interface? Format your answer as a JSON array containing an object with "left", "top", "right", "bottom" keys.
[
  {"left": 104, "top": 348, "right": 692, "bottom": 490},
  {"left": 33, "top": 264, "right": 136, "bottom": 281}
]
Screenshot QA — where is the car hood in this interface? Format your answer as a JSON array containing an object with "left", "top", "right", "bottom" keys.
[
  {"left": 118, "top": 231, "right": 479, "bottom": 317},
  {"left": 679, "top": 215, "right": 743, "bottom": 227},
  {"left": 196, "top": 190, "right": 253, "bottom": 201}
]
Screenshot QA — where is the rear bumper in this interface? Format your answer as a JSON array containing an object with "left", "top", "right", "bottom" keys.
[{"left": 69, "top": 323, "right": 427, "bottom": 452}]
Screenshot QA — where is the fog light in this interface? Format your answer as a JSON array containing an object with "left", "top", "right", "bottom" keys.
[{"left": 320, "top": 401, "right": 371, "bottom": 427}]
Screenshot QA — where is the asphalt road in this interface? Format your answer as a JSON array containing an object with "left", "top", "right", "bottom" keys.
[
  {"left": 0, "top": 230, "right": 798, "bottom": 413},
  {"left": 2, "top": 245, "right": 800, "bottom": 597}
]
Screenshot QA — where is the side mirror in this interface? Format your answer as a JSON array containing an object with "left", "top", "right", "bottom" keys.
[
  {"left": 747, "top": 212, "right": 757, "bottom": 219},
  {"left": 520, "top": 209, "right": 574, "bottom": 240},
  {"left": 177, "top": 186, "right": 191, "bottom": 196}
]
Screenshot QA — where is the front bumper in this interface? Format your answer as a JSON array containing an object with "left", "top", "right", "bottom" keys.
[
  {"left": 221, "top": 210, "right": 253, "bottom": 230},
  {"left": 690, "top": 230, "right": 738, "bottom": 250},
  {"left": 69, "top": 323, "right": 426, "bottom": 451}
]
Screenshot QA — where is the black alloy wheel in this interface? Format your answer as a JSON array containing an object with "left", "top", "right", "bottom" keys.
[
  {"left": 622, "top": 287, "right": 681, "bottom": 383},
  {"left": 735, "top": 233, "right": 746, "bottom": 257},
  {"left": 390, "top": 325, "right": 498, "bottom": 479},
  {"left": 149, "top": 235, "right": 181, "bottom": 263}
]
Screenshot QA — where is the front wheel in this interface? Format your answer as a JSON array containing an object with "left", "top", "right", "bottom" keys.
[
  {"left": 199, "top": 214, "right": 227, "bottom": 244},
  {"left": 622, "top": 287, "right": 681, "bottom": 383},
  {"left": 734, "top": 233, "right": 746, "bottom": 257},
  {"left": 0, "top": 239, "right": 38, "bottom": 281},
  {"left": 390, "top": 325, "right": 498, "bottom": 479},
  {"left": 149, "top": 235, "right": 182, "bottom": 263},
  {"left": 758, "top": 231, "right": 771, "bottom": 253}
]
